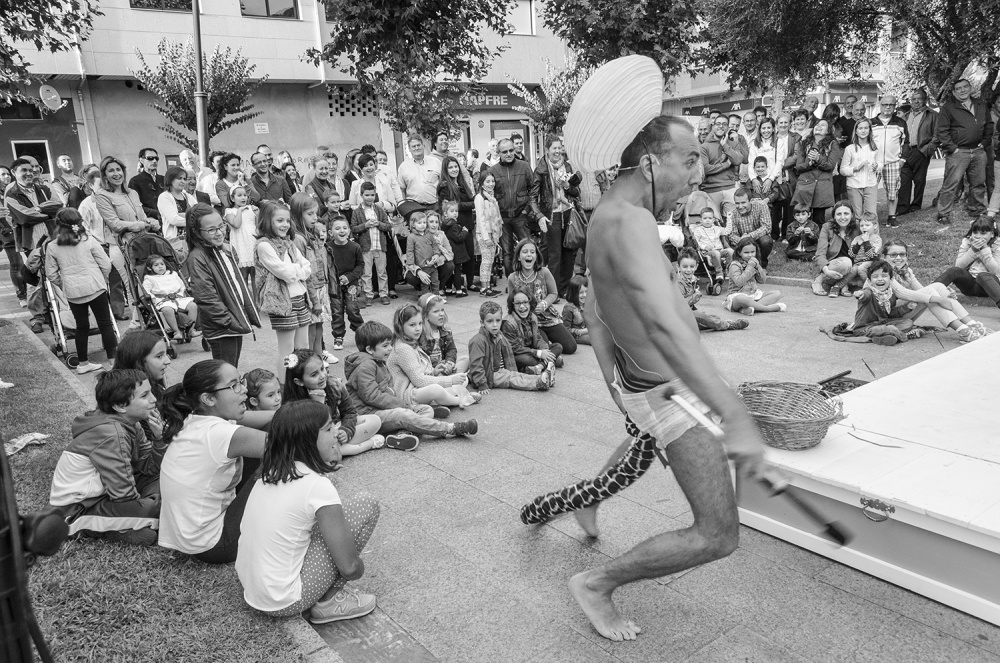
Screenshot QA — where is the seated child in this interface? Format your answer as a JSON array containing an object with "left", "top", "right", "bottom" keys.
[
  {"left": 142, "top": 254, "right": 200, "bottom": 341},
  {"left": 244, "top": 368, "right": 282, "bottom": 411},
  {"left": 725, "top": 237, "right": 786, "bottom": 316},
  {"left": 848, "top": 213, "right": 883, "bottom": 281},
  {"left": 49, "top": 369, "right": 161, "bottom": 546},
  {"left": 405, "top": 212, "right": 446, "bottom": 296},
  {"left": 469, "top": 301, "right": 551, "bottom": 392},
  {"left": 677, "top": 249, "right": 749, "bottom": 331},
  {"left": 501, "top": 290, "right": 562, "bottom": 377},
  {"left": 690, "top": 207, "right": 732, "bottom": 284},
  {"left": 235, "top": 400, "right": 380, "bottom": 623},
  {"left": 426, "top": 210, "right": 455, "bottom": 297},
  {"left": 282, "top": 349, "right": 384, "bottom": 457},
  {"left": 345, "top": 321, "right": 478, "bottom": 442},
  {"left": 560, "top": 275, "right": 590, "bottom": 345},
  {"left": 748, "top": 157, "right": 777, "bottom": 206},
  {"left": 785, "top": 203, "right": 819, "bottom": 261},
  {"left": 326, "top": 217, "right": 365, "bottom": 350},
  {"left": 417, "top": 293, "right": 469, "bottom": 375}
]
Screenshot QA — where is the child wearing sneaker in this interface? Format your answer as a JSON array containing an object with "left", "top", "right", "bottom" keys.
[
  {"left": 236, "top": 399, "right": 380, "bottom": 622},
  {"left": 468, "top": 301, "right": 552, "bottom": 392},
  {"left": 725, "top": 238, "right": 786, "bottom": 316},
  {"left": 501, "top": 290, "right": 562, "bottom": 375},
  {"left": 418, "top": 293, "right": 469, "bottom": 375},
  {"left": 244, "top": 368, "right": 282, "bottom": 411},
  {"left": 345, "top": 321, "right": 478, "bottom": 443},
  {"left": 677, "top": 249, "right": 750, "bottom": 332},
  {"left": 387, "top": 304, "right": 471, "bottom": 409},
  {"left": 282, "top": 349, "right": 384, "bottom": 457},
  {"left": 404, "top": 212, "right": 445, "bottom": 297},
  {"left": 350, "top": 182, "right": 392, "bottom": 306},
  {"left": 49, "top": 369, "right": 161, "bottom": 545},
  {"left": 425, "top": 211, "right": 455, "bottom": 296},
  {"left": 785, "top": 203, "right": 819, "bottom": 261},
  {"left": 560, "top": 275, "right": 590, "bottom": 345},
  {"left": 327, "top": 217, "right": 365, "bottom": 351}
]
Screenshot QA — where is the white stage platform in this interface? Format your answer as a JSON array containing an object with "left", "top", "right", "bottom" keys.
[{"left": 737, "top": 333, "right": 1000, "bottom": 626}]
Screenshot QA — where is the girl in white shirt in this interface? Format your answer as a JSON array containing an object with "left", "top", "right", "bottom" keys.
[
  {"left": 840, "top": 119, "right": 880, "bottom": 221},
  {"left": 158, "top": 360, "right": 274, "bottom": 564},
  {"left": 236, "top": 399, "right": 380, "bottom": 623}
]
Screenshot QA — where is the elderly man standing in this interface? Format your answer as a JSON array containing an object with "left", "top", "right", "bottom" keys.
[
  {"left": 487, "top": 138, "right": 535, "bottom": 274},
  {"left": 804, "top": 95, "right": 820, "bottom": 127},
  {"left": 852, "top": 101, "right": 867, "bottom": 122},
  {"left": 701, "top": 114, "right": 747, "bottom": 218},
  {"left": 871, "top": 95, "right": 909, "bottom": 227},
  {"left": 935, "top": 79, "right": 994, "bottom": 225},
  {"left": 898, "top": 89, "right": 938, "bottom": 216}
]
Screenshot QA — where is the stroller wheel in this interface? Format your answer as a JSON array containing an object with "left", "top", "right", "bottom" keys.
[
  {"left": 201, "top": 338, "right": 211, "bottom": 352},
  {"left": 66, "top": 352, "right": 79, "bottom": 369},
  {"left": 167, "top": 345, "right": 178, "bottom": 360},
  {"left": 711, "top": 283, "right": 723, "bottom": 296}
]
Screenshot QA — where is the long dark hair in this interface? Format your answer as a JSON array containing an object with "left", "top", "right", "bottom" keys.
[
  {"left": 512, "top": 238, "right": 542, "bottom": 272},
  {"left": 113, "top": 330, "right": 168, "bottom": 399},
  {"left": 393, "top": 303, "right": 422, "bottom": 345},
  {"left": 185, "top": 203, "right": 219, "bottom": 250},
  {"left": 965, "top": 217, "right": 998, "bottom": 246},
  {"left": 54, "top": 208, "right": 86, "bottom": 246},
  {"left": 439, "top": 155, "right": 469, "bottom": 203},
  {"left": 804, "top": 120, "right": 835, "bottom": 153},
  {"left": 281, "top": 349, "right": 335, "bottom": 405},
  {"left": 507, "top": 288, "right": 537, "bottom": 315},
  {"left": 160, "top": 360, "right": 228, "bottom": 444},
  {"left": 217, "top": 152, "right": 241, "bottom": 180},
  {"left": 827, "top": 200, "right": 859, "bottom": 235},
  {"left": 261, "top": 400, "right": 338, "bottom": 484}
]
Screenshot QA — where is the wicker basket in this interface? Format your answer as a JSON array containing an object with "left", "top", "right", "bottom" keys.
[{"left": 736, "top": 381, "right": 845, "bottom": 451}]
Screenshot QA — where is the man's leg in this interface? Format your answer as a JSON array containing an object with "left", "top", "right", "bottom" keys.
[
  {"left": 755, "top": 235, "right": 773, "bottom": 269},
  {"left": 501, "top": 218, "right": 517, "bottom": 275},
  {"left": 568, "top": 426, "right": 738, "bottom": 641},
  {"left": 937, "top": 151, "right": 971, "bottom": 222},
  {"left": 898, "top": 150, "right": 917, "bottom": 214},
  {"left": 967, "top": 148, "right": 989, "bottom": 214}
]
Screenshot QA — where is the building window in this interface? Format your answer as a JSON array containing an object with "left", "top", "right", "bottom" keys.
[
  {"left": 0, "top": 101, "right": 43, "bottom": 121},
  {"left": 241, "top": 0, "right": 298, "bottom": 19},
  {"left": 509, "top": 0, "right": 536, "bottom": 36},
  {"left": 129, "top": 0, "right": 192, "bottom": 10}
]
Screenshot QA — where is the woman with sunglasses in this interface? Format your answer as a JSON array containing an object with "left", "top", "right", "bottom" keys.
[
  {"left": 158, "top": 360, "right": 275, "bottom": 564},
  {"left": 184, "top": 204, "right": 261, "bottom": 367}
]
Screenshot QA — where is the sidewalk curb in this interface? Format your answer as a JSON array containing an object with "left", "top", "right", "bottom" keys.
[
  {"left": 766, "top": 275, "right": 813, "bottom": 289},
  {"left": 14, "top": 318, "right": 95, "bottom": 406},
  {"left": 282, "top": 618, "right": 344, "bottom": 663}
]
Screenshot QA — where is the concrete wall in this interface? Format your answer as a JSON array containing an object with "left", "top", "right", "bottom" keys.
[{"left": 85, "top": 80, "right": 379, "bottom": 167}]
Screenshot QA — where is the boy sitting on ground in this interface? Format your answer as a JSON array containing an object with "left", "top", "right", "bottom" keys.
[
  {"left": 676, "top": 248, "right": 749, "bottom": 332},
  {"left": 344, "top": 321, "right": 478, "bottom": 442},
  {"left": 49, "top": 369, "right": 162, "bottom": 546},
  {"left": 785, "top": 203, "right": 819, "bottom": 261},
  {"left": 468, "top": 301, "right": 551, "bottom": 393}
]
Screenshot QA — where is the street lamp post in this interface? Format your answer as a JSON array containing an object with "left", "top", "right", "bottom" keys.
[{"left": 192, "top": 0, "right": 209, "bottom": 168}]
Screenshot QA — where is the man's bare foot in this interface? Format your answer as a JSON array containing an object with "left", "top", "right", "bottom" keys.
[
  {"left": 574, "top": 505, "right": 600, "bottom": 537},
  {"left": 568, "top": 571, "right": 641, "bottom": 641}
]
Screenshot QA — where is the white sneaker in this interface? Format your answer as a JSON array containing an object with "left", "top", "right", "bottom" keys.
[
  {"left": 76, "top": 362, "right": 104, "bottom": 375},
  {"left": 322, "top": 350, "right": 339, "bottom": 365},
  {"left": 308, "top": 586, "right": 376, "bottom": 624},
  {"left": 370, "top": 434, "right": 385, "bottom": 449}
]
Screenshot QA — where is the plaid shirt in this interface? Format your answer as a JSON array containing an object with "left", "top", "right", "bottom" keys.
[{"left": 726, "top": 199, "right": 770, "bottom": 244}]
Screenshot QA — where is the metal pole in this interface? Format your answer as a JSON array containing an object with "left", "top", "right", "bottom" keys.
[{"left": 192, "top": 0, "right": 209, "bottom": 167}]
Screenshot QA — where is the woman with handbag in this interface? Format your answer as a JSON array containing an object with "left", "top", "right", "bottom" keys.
[{"left": 529, "top": 137, "right": 582, "bottom": 299}]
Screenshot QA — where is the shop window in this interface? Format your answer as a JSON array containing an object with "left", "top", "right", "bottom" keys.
[
  {"left": 510, "top": 0, "right": 536, "bottom": 36},
  {"left": 10, "top": 141, "right": 53, "bottom": 176},
  {"left": 241, "top": 0, "right": 298, "bottom": 19},
  {"left": 0, "top": 101, "right": 42, "bottom": 121},
  {"left": 129, "top": 0, "right": 192, "bottom": 10}
]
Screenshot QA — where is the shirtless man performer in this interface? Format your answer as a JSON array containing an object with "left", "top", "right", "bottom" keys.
[{"left": 521, "top": 113, "right": 777, "bottom": 641}]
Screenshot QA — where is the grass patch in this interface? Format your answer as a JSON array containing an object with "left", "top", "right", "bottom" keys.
[{"left": 0, "top": 319, "right": 299, "bottom": 663}]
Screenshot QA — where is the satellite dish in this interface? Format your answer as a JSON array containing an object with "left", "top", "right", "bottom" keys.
[{"left": 38, "top": 85, "right": 62, "bottom": 111}]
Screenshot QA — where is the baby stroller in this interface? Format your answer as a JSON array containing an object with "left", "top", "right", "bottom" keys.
[
  {"left": 28, "top": 238, "right": 121, "bottom": 369},
  {"left": 684, "top": 224, "right": 727, "bottom": 296},
  {"left": 120, "top": 231, "right": 209, "bottom": 358}
]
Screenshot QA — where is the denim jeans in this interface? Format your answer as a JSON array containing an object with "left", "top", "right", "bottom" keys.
[
  {"left": 500, "top": 214, "right": 530, "bottom": 275},
  {"left": 937, "top": 147, "right": 988, "bottom": 220}
]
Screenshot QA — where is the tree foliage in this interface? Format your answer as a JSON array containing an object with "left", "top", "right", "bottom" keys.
[
  {"left": 309, "top": 0, "right": 515, "bottom": 136},
  {"left": 0, "top": 0, "right": 101, "bottom": 109},
  {"left": 131, "top": 38, "right": 268, "bottom": 152},
  {"left": 507, "top": 56, "right": 594, "bottom": 137},
  {"left": 541, "top": 0, "right": 700, "bottom": 82}
]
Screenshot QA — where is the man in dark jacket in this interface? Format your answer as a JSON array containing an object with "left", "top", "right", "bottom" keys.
[
  {"left": 935, "top": 79, "right": 994, "bottom": 224},
  {"left": 700, "top": 115, "right": 748, "bottom": 218},
  {"left": 247, "top": 151, "right": 292, "bottom": 205},
  {"left": 898, "top": 88, "right": 938, "bottom": 216},
  {"left": 127, "top": 148, "right": 165, "bottom": 220},
  {"left": 487, "top": 139, "right": 535, "bottom": 274},
  {"left": 185, "top": 205, "right": 260, "bottom": 366},
  {"left": 530, "top": 139, "right": 582, "bottom": 297}
]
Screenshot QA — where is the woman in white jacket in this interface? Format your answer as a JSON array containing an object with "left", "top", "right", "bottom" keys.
[
  {"left": 157, "top": 166, "right": 198, "bottom": 247},
  {"left": 840, "top": 119, "right": 879, "bottom": 222}
]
